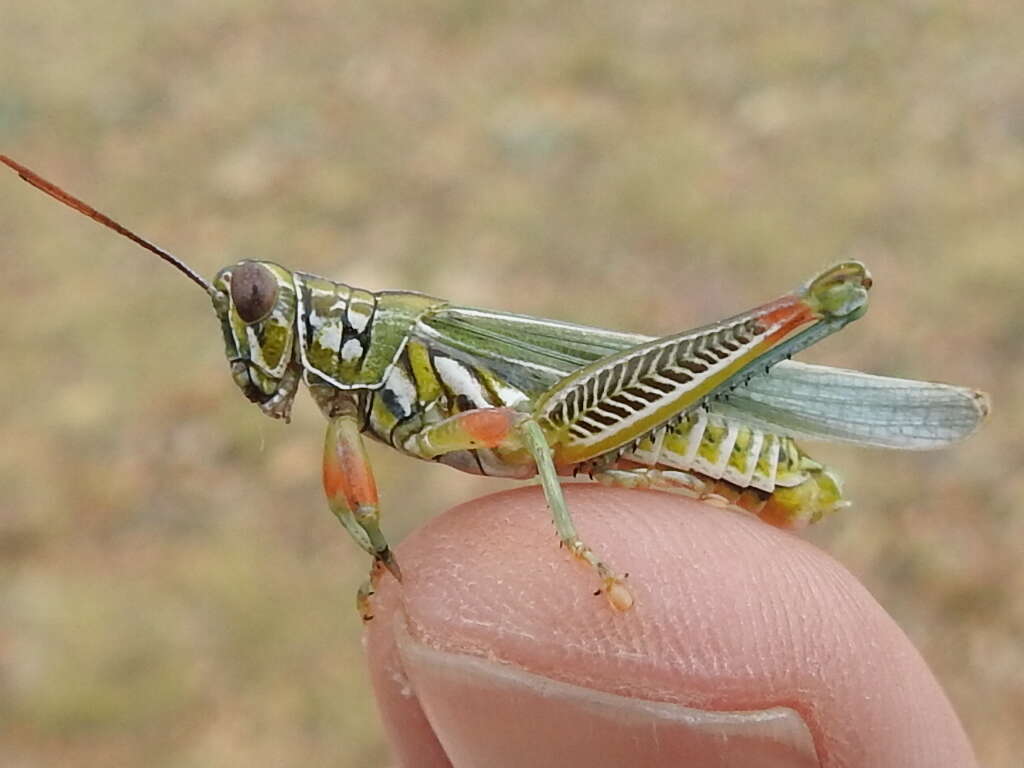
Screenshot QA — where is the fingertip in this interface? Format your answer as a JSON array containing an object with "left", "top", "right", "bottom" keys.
[
  {"left": 364, "top": 609, "right": 451, "bottom": 768},
  {"left": 366, "top": 485, "right": 977, "bottom": 767}
]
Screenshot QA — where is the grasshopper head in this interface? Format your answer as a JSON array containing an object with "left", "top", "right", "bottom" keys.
[
  {"left": 804, "top": 261, "right": 872, "bottom": 320},
  {"left": 212, "top": 260, "right": 301, "bottom": 420}
]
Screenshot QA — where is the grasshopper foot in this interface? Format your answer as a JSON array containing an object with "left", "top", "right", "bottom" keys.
[
  {"left": 357, "top": 560, "right": 389, "bottom": 622},
  {"left": 598, "top": 573, "right": 634, "bottom": 618},
  {"left": 566, "top": 540, "right": 634, "bottom": 612},
  {"left": 358, "top": 581, "right": 378, "bottom": 626},
  {"left": 591, "top": 566, "right": 634, "bottom": 611},
  {"left": 601, "top": 576, "right": 634, "bottom": 612},
  {"left": 356, "top": 579, "right": 376, "bottom": 622}
]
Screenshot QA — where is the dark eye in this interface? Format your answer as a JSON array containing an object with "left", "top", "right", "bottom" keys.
[{"left": 230, "top": 262, "right": 278, "bottom": 324}]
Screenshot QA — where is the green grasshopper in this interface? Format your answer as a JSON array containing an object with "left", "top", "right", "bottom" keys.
[{"left": 2, "top": 155, "right": 989, "bottom": 617}]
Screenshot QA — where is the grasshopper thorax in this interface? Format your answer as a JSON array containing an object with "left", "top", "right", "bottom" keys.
[
  {"left": 212, "top": 260, "right": 448, "bottom": 422},
  {"left": 213, "top": 260, "right": 302, "bottom": 420}
]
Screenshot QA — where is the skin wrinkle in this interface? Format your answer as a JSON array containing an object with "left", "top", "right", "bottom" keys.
[
  {"left": 370, "top": 485, "right": 976, "bottom": 767},
  {"left": 394, "top": 616, "right": 821, "bottom": 767}
]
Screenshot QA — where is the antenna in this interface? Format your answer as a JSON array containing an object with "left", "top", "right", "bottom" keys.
[{"left": 1, "top": 155, "right": 215, "bottom": 296}]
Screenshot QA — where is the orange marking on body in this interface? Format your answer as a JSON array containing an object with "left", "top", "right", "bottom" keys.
[
  {"left": 744, "top": 298, "right": 818, "bottom": 349},
  {"left": 758, "top": 298, "right": 819, "bottom": 341},
  {"left": 322, "top": 454, "right": 346, "bottom": 500},
  {"left": 463, "top": 408, "right": 516, "bottom": 447},
  {"left": 757, "top": 497, "right": 801, "bottom": 529},
  {"left": 735, "top": 487, "right": 770, "bottom": 516},
  {"left": 323, "top": 432, "right": 379, "bottom": 509},
  {"left": 338, "top": 442, "right": 379, "bottom": 508}
]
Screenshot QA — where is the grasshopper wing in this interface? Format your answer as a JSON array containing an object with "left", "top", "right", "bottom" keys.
[
  {"left": 419, "top": 308, "right": 988, "bottom": 450},
  {"left": 415, "top": 307, "right": 636, "bottom": 397},
  {"left": 716, "top": 360, "right": 990, "bottom": 449}
]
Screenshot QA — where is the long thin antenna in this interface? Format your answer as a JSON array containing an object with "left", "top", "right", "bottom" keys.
[{"left": 1, "top": 154, "right": 215, "bottom": 295}]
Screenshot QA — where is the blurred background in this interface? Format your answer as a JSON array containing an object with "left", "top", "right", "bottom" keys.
[{"left": 1, "top": 1, "right": 1021, "bottom": 766}]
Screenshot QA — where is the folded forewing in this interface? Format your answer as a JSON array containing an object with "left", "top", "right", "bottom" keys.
[
  {"left": 415, "top": 307, "right": 640, "bottom": 397},
  {"left": 420, "top": 307, "right": 988, "bottom": 450}
]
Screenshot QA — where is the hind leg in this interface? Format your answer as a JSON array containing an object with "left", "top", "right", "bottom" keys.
[{"left": 593, "top": 467, "right": 725, "bottom": 503}]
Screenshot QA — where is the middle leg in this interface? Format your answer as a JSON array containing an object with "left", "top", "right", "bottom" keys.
[
  {"left": 518, "top": 420, "right": 634, "bottom": 611},
  {"left": 408, "top": 409, "right": 634, "bottom": 611}
]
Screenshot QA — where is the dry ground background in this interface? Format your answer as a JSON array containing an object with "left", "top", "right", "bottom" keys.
[{"left": 1, "top": 1, "right": 1022, "bottom": 766}]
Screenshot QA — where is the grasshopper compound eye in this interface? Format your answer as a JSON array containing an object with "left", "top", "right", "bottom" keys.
[{"left": 230, "top": 261, "right": 278, "bottom": 323}]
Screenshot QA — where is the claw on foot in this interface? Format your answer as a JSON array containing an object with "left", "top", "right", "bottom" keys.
[{"left": 377, "top": 548, "right": 403, "bottom": 582}]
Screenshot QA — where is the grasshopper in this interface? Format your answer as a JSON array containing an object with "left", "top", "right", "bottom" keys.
[{"left": 2, "top": 155, "right": 989, "bottom": 617}]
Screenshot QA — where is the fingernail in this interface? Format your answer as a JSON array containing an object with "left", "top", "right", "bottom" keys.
[{"left": 394, "top": 616, "right": 820, "bottom": 768}]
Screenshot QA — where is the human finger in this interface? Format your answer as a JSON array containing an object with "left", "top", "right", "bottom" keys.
[{"left": 365, "top": 485, "right": 977, "bottom": 768}]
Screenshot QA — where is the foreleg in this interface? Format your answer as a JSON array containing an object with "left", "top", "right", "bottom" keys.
[{"left": 323, "top": 397, "right": 398, "bottom": 620}]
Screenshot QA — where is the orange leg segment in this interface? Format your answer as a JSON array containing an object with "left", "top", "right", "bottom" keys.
[
  {"left": 411, "top": 406, "right": 524, "bottom": 459},
  {"left": 323, "top": 401, "right": 401, "bottom": 591}
]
